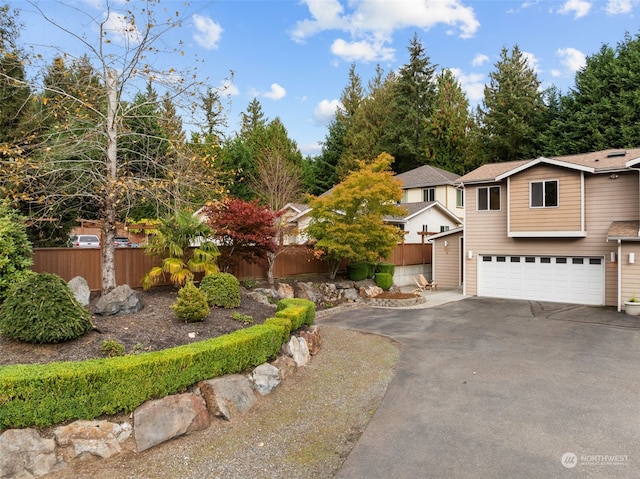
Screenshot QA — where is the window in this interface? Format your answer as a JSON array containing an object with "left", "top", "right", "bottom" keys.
[
  {"left": 397, "top": 224, "right": 405, "bottom": 231},
  {"left": 478, "top": 186, "right": 500, "bottom": 211},
  {"left": 456, "top": 189, "right": 464, "bottom": 208},
  {"left": 423, "top": 188, "right": 435, "bottom": 202},
  {"left": 401, "top": 190, "right": 408, "bottom": 204},
  {"left": 422, "top": 225, "right": 429, "bottom": 232},
  {"left": 440, "top": 225, "right": 450, "bottom": 233},
  {"left": 530, "top": 180, "right": 558, "bottom": 208}
]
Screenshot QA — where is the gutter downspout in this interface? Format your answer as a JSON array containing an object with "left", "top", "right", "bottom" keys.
[{"left": 618, "top": 239, "right": 622, "bottom": 312}]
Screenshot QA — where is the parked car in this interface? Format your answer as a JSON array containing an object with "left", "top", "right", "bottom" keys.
[
  {"left": 68, "top": 235, "right": 101, "bottom": 248},
  {"left": 114, "top": 236, "right": 132, "bottom": 248}
]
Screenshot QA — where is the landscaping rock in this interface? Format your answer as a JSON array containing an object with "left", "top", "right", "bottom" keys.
[
  {"left": 283, "top": 335, "right": 311, "bottom": 367},
  {"left": 0, "top": 428, "right": 58, "bottom": 478},
  {"left": 54, "top": 420, "right": 127, "bottom": 461},
  {"left": 250, "top": 363, "right": 281, "bottom": 395},
  {"left": 357, "top": 282, "right": 384, "bottom": 298},
  {"left": 68, "top": 276, "right": 91, "bottom": 307},
  {"left": 271, "top": 355, "right": 297, "bottom": 380},
  {"left": 93, "top": 284, "right": 144, "bottom": 316},
  {"left": 294, "top": 282, "right": 318, "bottom": 302},
  {"left": 133, "top": 393, "right": 209, "bottom": 452},
  {"left": 277, "top": 282, "right": 294, "bottom": 299},
  {"left": 198, "top": 375, "right": 257, "bottom": 420},
  {"left": 298, "top": 325, "right": 322, "bottom": 355}
]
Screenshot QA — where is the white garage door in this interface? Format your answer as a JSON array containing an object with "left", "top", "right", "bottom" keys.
[{"left": 478, "top": 255, "right": 605, "bottom": 305}]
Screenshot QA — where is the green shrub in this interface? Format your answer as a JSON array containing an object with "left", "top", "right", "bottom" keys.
[
  {"left": 200, "top": 272, "right": 241, "bottom": 308},
  {"left": 366, "top": 262, "right": 376, "bottom": 278},
  {"left": 0, "top": 273, "right": 93, "bottom": 344},
  {"left": 100, "top": 339, "right": 125, "bottom": 357},
  {"left": 376, "top": 262, "right": 395, "bottom": 276},
  {"left": 171, "top": 281, "right": 209, "bottom": 322},
  {"left": 231, "top": 312, "right": 253, "bottom": 324},
  {"left": 0, "top": 201, "right": 34, "bottom": 303},
  {"left": 375, "top": 272, "right": 393, "bottom": 291},
  {"left": 240, "top": 278, "right": 257, "bottom": 289},
  {"left": 347, "top": 262, "right": 369, "bottom": 281}
]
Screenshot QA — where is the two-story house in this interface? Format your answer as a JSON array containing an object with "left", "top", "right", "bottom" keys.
[
  {"left": 395, "top": 164, "right": 464, "bottom": 220},
  {"left": 453, "top": 148, "right": 640, "bottom": 310}
]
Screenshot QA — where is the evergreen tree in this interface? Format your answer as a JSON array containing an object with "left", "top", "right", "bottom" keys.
[
  {"left": 427, "top": 69, "right": 477, "bottom": 174},
  {"left": 544, "top": 32, "right": 640, "bottom": 154},
  {"left": 240, "top": 97, "right": 267, "bottom": 139},
  {"left": 477, "top": 45, "right": 547, "bottom": 163},
  {"left": 384, "top": 34, "right": 437, "bottom": 173}
]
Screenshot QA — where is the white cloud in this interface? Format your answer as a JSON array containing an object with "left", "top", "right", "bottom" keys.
[
  {"left": 557, "top": 47, "right": 586, "bottom": 73},
  {"left": 558, "top": 0, "right": 592, "bottom": 18},
  {"left": 219, "top": 78, "right": 239, "bottom": 97},
  {"left": 449, "top": 68, "right": 485, "bottom": 104},
  {"left": 192, "top": 14, "right": 223, "bottom": 50},
  {"left": 330, "top": 38, "right": 395, "bottom": 62},
  {"left": 102, "top": 11, "right": 142, "bottom": 45},
  {"left": 472, "top": 53, "right": 489, "bottom": 67},
  {"left": 522, "top": 51, "right": 541, "bottom": 73},
  {"left": 291, "top": 0, "right": 480, "bottom": 62},
  {"left": 605, "top": 0, "right": 635, "bottom": 14},
  {"left": 263, "top": 83, "right": 287, "bottom": 100},
  {"left": 551, "top": 69, "right": 562, "bottom": 77},
  {"left": 314, "top": 99, "right": 341, "bottom": 125}
]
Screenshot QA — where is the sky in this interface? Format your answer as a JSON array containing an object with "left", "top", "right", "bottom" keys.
[{"left": 11, "top": 0, "right": 640, "bottom": 156}]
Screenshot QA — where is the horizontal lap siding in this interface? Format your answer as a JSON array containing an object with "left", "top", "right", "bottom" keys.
[
  {"left": 509, "top": 165, "right": 581, "bottom": 231},
  {"left": 621, "top": 243, "right": 640, "bottom": 306},
  {"left": 433, "top": 232, "right": 462, "bottom": 288},
  {"left": 465, "top": 173, "right": 639, "bottom": 306}
]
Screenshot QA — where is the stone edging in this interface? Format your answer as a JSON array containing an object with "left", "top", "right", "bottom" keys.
[{"left": 363, "top": 295, "right": 426, "bottom": 308}]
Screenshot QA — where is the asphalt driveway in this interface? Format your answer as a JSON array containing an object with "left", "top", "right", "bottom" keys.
[{"left": 317, "top": 297, "right": 640, "bottom": 478}]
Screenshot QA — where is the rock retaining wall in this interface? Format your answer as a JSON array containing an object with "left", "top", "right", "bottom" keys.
[{"left": 0, "top": 326, "right": 321, "bottom": 479}]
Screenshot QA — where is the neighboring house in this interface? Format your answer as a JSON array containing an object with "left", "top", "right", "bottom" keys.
[
  {"left": 457, "top": 147, "right": 640, "bottom": 310},
  {"left": 280, "top": 202, "right": 312, "bottom": 245},
  {"left": 395, "top": 164, "right": 464, "bottom": 220},
  {"left": 386, "top": 201, "right": 462, "bottom": 243}
]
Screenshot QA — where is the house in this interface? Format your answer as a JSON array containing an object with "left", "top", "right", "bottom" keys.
[
  {"left": 395, "top": 164, "right": 464, "bottom": 220},
  {"left": 455, "top": 147, "right": 640, "bottom": 310},
  {"left": 279, "top": 202, "right": 312, "bottom": 245},
  {"left": 385, "top": 201, "right": 462, "bottom": 243}
]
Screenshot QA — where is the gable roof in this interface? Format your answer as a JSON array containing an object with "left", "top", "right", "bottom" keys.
[
  {"left": 385, "top": 201, "right": 462, "bottom": 224},
  {"left": 395, "top": 164, "right": 460, "bottom": 189},
  {"left": 458, "top": 148, "right": 640, "bottom": 185}
]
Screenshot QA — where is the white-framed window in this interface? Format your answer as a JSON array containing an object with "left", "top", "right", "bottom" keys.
[
  {"left": 456, "top": 189, "right": 464, "bottom": 208},
  {"left": 440, "top": 225, "right": 450, "bottom": 233},
  {"left": 401, "top": 190, "right": 408, "bottom": 203},
  {"left": 422, "top": 225, "right": 429, "bottom": 232},
  {"left": 530, "top": 180, "right": 558, "bottom": 208},
  {"left": 423, "top": 188, "right": 435, "bottom": 202},
  {"left": 477, "top": 186, "right": 500, "bottom": 211}
]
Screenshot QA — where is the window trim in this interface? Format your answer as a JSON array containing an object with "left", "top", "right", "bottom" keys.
[
  {"left": 477, "top": 186, "right": 501, "bottom": 211},
  {"left": 456, "top": 189, "right": 464, "bottom": 208},
  {"left": 530, "top": 179, "right": 559, "bottom": 208}
]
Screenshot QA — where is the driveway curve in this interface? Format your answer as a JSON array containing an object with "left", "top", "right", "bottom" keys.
[{"left": 318, "top": 297, "right": 640, "bottom": 478}]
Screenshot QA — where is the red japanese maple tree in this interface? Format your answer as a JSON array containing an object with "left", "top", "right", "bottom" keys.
[{"left": 201, "top": 198, "right": 280, "bottom": 274}]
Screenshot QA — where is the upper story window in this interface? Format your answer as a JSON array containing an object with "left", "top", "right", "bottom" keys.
[
  {"left": 440, "top": 225, "right": 450, "bottom": 233},
  {"left": 401, "top": 190, "right": 408, "bottom": 204},
  {"left": 530, "top": 180, "right": 558, "bottom": 208},
  {"left": 423, "top": 188, "right": 435, "bottom": 202},
  {"left": 456, "top": 189, "right": 464, "bottom": 208},
  {"left": 477, "top": 186, "right": 500, "bottom": 211}
]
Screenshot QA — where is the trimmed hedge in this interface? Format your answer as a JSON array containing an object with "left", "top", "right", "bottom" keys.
[
  {"left": 199, "top": 272, "right": 241, "bottom": 308},
  {"left": 375, "top": 273, "right": 393, "bottom": 291},
  {"left": 0, "top": 298, "right": 315, "bottom": 430},
  {"left": 347, "top": 262, "right": 369, "bottom": 281},
  {"left": 376, "top": 262, "right": 395, "bottom": 276}
]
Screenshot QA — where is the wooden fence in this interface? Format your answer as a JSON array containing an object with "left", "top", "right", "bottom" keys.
[{"left": 31, "top": 243, "right": 432, "bottom": 291}]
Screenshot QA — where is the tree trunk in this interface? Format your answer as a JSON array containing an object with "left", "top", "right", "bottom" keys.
[
  {"left": 266, "top": 251, "right": 276, "bottom": 285},
  {"left": 101, "top": 68, "right": 118, "bottom": 295}
]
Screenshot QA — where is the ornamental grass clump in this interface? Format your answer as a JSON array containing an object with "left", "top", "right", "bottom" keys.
[
  {"left": 171, "top": 281, "right": 209, "bottom": 322},
  {"left": 0, "top": 272, "right": 93, "bottom": 343},
  {"left": 199, "top": 272, "right": 241, "bottom": 308}
]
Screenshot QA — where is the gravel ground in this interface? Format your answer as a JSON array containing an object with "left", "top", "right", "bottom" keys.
[{"left": 43, "top": 324, "right": 400, "bottom": 479}]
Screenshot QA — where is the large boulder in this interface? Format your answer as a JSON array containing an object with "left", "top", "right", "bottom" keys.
[
  {"left": 67, "top": 276, "right": 91, "bottom": 307},
  {"left": 250, "top": 363, "right": 281, "bottom": 395},
  {"left": 133, "top": 393, "right": 209, "bottom": 452},
  {"left": 94, "top": 284, "right": 144, "bottom": 316},
  {"left": 282, "top": 336, "right": 310, "bottom": 367},
  {"left": 54, "top": 420, "right": 131, "bottom": 461},
  {"left": 0, "top": 428, "right": 58, "bottom": 478},
  {"left": 198, "top": 375, "right": 257, "bottom": 421}
]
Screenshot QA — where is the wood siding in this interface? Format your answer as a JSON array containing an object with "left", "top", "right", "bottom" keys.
[
  {"left": 464, "top": 173, "right": 639, "bottom": 306},
  {"left": 433, "top": 231, "right": 462, "bottom": 288},
  {"left": 509, "top": 165, "right": 582, "bottom": 232},
  {"left": 621, "top": 243, "right": 640, "bottom": 310}
]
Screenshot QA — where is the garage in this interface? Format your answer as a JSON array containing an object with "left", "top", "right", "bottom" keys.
[{"left": 477, "top": 255, "right": 605, "bottom": 305}]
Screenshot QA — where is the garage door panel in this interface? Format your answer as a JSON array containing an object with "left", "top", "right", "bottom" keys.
[{"left": 478, "top": 255, "right": 604, "bottom": 305}]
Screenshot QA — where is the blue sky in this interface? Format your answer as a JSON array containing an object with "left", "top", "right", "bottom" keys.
[{"left": 13, "top": 0, "right": 640, "bottom": 156}]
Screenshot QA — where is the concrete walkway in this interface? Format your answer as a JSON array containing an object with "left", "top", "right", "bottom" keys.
[{"left": 317, "top": 296, "right": 640, "bottom": 478}]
